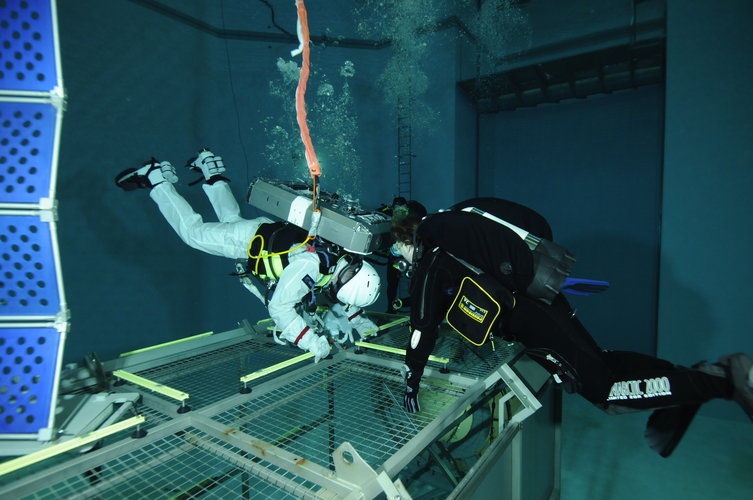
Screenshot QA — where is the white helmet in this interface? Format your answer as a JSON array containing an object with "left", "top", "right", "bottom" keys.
[{"left": 330, "top": 256, "right": 380, "bottom": 308}]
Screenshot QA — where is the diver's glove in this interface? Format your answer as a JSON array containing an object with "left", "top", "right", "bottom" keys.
[
  {"left": 404, "top": 386, "right": 420, "bottom": 413},
  {"left": 401, "top": 363, "right": 421, "bottom": 413}
]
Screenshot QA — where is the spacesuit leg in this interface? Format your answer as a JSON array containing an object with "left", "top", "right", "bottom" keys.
[
  {"left": 202, "top": 181, "right": 244, "bottom": 223},
  {"left": 149, "top": 182, "right": 270, "bottom": 259}
]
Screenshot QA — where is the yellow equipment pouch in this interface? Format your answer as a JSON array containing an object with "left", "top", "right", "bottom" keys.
[{"left": 446, "top": 274, "right": 513, "bottom": 347}]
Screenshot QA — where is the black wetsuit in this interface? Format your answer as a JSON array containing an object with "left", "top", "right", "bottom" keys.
[{"left": 406, "top": 198, "right": 731, "bottom": 412}]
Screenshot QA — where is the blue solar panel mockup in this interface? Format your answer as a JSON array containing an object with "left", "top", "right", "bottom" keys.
[
  {"left": 0, "top": 0, "right": 59, "bottom": 93},
  {"left": 0, "top": 100, "right": 58, "bottom": 204},
  {"left": 0, "top": 326, "right": 60, "bottom": 434},
  {"left": 0, "top": 0, "right": 66, "bottom": 445},
  {"left": 0, "top": 214, "right": 61, "bottom": 317}
]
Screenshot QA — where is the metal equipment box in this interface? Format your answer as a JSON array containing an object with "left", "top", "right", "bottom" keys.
[{"left": 246, "top": 179, "right": 392, "bottom": 254}]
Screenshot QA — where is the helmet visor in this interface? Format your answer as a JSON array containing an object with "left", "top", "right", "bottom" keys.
[{"left": 332, "top": 257, "right": 363, "bottom": 293}]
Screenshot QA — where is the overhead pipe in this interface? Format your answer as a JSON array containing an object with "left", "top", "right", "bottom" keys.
[
  {"left": 128, "top": 0, "right": 481, "bottom": 51},
  {"left": 128, "top": 0, "right": 390, "bottom": 49}
]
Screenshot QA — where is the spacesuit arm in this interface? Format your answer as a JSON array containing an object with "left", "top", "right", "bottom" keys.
[{"left": 266, "top": 253, "right": 321, "bottom": 345}]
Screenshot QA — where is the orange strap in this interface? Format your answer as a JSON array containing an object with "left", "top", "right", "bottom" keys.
[{"left": 294, "top": 0, "right": 321, "bottom": 180}]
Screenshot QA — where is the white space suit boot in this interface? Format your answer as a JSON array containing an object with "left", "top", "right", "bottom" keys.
[
  {"left": 187, "top": 149, "right": 228, "bottom": 184},
  {"left": 115, "top": 159, "right": 178, "bottom": 191},
  {"left": 297, "top": 331, "right": 331, "bottom": 363}
]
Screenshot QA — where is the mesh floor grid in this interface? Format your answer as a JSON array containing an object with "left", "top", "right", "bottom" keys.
[
  {"left": 21, "top": 426, "right": 317, "bottom": 500},
  {"left": 137, "top": 402, "right": 171, "bottom": 428},
  {"left": 0, "top": 402, "right": 166, "bottom": 489},
  {"left": 126, "top": 339, "right": 306, "bottom": 411},
  {"left": 212, "top": 358, "right": 463, "bottom": 472},
  {"left": 368, "top": 327, "right": 520, "bottom": 379}
]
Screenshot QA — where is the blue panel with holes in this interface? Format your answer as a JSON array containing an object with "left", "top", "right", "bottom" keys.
[
  {"left": 0, "top": 214, "right": 60, "bottom": 316},
  {"left": 0, "top": 0, "right": 58, "bottom": 92},
  {"left": 0, "top": 100, "right": 56, "bottom": 204},
  {"left": 0, "top": 327, "right": 59, "bottom": 434}
]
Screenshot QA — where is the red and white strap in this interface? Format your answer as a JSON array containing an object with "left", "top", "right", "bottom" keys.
[
  {"left": 294, "top": 326, "right": 310, "bottom": 345},
  {"left": 347, "top": 309, "right": 364, "bottom": 321}
]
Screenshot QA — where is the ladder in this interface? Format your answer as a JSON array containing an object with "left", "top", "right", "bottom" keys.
[{"left": 396, "top": 93, "right": 413, "bottom": 200}]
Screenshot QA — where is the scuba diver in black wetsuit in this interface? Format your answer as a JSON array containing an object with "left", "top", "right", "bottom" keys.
[
  {"left": 379, "top": 197, "right": 427, "bottom": 313},
  {"left": 390, "top": 197, "right": 753, "bottom": 456}
]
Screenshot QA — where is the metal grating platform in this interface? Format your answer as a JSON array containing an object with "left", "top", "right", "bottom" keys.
[
  {"left": 363, "top": 325, "right": 520, "bottom": 379},
  {"left": 118, "top": 338, "right": 320, "bottom": 411},
  {"left": 212, "top": 358, "right": 461, "bottom": 473},
  {"left": 0, "top": 324, "right": 553, "bottom": 499},
  {"left": 23, "top": 426, "right": 320, "bottom": 500}
]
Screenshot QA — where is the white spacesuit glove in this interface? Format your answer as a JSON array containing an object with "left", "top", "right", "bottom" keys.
[
  {"left": 349, "top": 314, "right": 378, "bottom": 339},
  {"left": 302, "top": 310, "right": 324, "bottom": 332},
  {"left": 297, "top": 331, "right": 331, "bottom": 363},
  {"left": 236, "top": 262, "right": 265, "bottom": 304},
  {"left": 322, "top": 304, "right": 377, "bottom": 343},
  {"left": 323, "top": 309, "right": 348, "bottom": 343}
]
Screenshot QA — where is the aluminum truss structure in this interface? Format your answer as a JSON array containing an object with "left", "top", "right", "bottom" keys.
[{"left": 0, "top": 319, "right": 559, "bottom": 499}]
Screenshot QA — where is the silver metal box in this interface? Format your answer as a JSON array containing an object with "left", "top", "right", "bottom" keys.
[{"left": 247, "top": 179, "right": 392, "bottom": 254}]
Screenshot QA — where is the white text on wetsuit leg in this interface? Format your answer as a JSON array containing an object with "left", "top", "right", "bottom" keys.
[{"left": 606, "top": 377, "right": 672, "bottom": 401}]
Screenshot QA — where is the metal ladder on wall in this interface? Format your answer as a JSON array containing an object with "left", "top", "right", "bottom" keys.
[
  {"left": 396, "top": 94, "right": 413, "bottom": 201},
  {"left": 396, "top": 93, "right": 413, "bottom": 302}
]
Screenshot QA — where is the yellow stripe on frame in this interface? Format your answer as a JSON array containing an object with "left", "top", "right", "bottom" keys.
[
  {"left": 344, "top": 315, "right": 409, "bottom": 338},
  {"left": 240, "top": 352, "right": 314, "bottom": 383},
  {"left": 119, "top": 331, "right": 214, "bottom": 357},
  {"left": 113, "top": 370, "right": 189, "bottom": 402},
  {"left": 353, "top": 341, "right": 450, "bottom": 364},
  {"left": 0, "top": 415, "right": 146, "bottom": 477}
]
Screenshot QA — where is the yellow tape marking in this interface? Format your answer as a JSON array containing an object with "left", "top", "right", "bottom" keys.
[
  {"left": 119, "top": 331, "right": 214, "bottom": 357},
  {"left": 354, "top": 341, "right": 450, "bottom": 364},
  {"left": 240, "top": 352, "right": 314, "bottom": 384},
  {"left": 113, "top": 370, "right": 189, "bottom": 402},
  {"left": 0, "top": 415, "right": 146, "bottom": 477}
]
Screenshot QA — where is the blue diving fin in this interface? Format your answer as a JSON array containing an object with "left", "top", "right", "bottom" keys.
[{"left": 562, "top": 277, "right": 610, "bottom": 295}]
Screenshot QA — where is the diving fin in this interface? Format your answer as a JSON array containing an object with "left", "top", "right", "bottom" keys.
[
  {"left": 644, "top": 404, "right": 701, "bottom": 457},
  {"left": 562, "top": 277, "right": 610, "bottom": 295}
]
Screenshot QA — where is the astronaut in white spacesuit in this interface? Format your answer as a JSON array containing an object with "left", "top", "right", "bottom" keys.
[{"left": 115, "top": 150, "right": 381, "bottom": 362}]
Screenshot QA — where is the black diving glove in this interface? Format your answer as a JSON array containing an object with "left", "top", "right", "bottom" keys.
[
  {"left": 404, "top": 386, "right": 420, "bottom": 413},
  {"left": 401, "top": 364, "right": 421, "bottom": 413}
]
